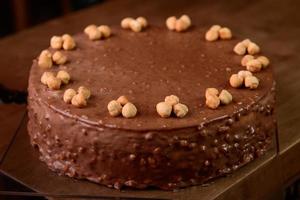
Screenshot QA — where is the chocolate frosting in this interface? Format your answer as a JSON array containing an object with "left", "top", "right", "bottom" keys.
[
  {"left": 27, "top": 25, "right": 276, "bottom": 190},
  {"left": 29, "top": 26, "right": 274, "bottom": 131}
]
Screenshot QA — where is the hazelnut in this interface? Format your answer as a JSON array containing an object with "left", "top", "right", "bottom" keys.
[
  {"left": 98, "top": 25, "right": 112, "bottom": 38},
  {"left": 246, "top": 59, "right": 262, "bottom": 72},
  {"left": 84, "top": 25, "right": 102, "bottom": 40},
  {"left": 130, "top": 20, "right": 142, "bottom": 32},
  {"left": 62, "top": 34, "right": 76, "bottom": 50},
  {"left": 245, "top": 76, "right": 259, "bottom": 89},
  {"left": 247, "top": 42, "right": 260, "bottom": 55},
  {"left": 122, "top": 102, "right": 137, "bottom": 118},
  {"left": 233, "top": 42, "right": 247, "bottom": 55},
  {"left": 52, "top": 51, "right": 67, "bottom": 65},
  {"left": 242, "top": 39, "right": 251, "bottom": 47},
  {"left": 164, "top": 95, "right": 180, "bottom": 106},
  {"left": 173, "top": 103, "right": 188, "bottom": 118},
  {"left": 41, "top": 72, "right": 55, "bottom": 85},
  {"left": 206, "top": 94, "right": 220, "bottom": 109},
  {"left": 166, "top": 16, "right": 177, "bottom": 30},
  {"left": 107, "top": 100, "right": 122, "bottom": 117},
  {"left": 257, "top": 56, "right": 270, "bottom": 68},
  {"left": 205, "top": 88, "right": 219, "bottom": 99},
  {"left": 175, "top": 17, "right": 190, "bottom": 32},
  {"left": 179, "top": 14, "right": 191, "bottom": 27},
  {"left": 210, "top": 25, "right": 221, "bottom": 32},
  {"left": 136, "top": 17, "right": 148, "bottom": 28},
  {"left": 46, "top": 76, "right": 61, "bottom": 90},
  {"left": 175, "top": 21, "right": 185, "bottom": 32},
  {"left": 205, "top": 30, "right": 219, "bottom": 42},
  {"left": 237, "top": 70, "right": 252, "bottom": 80},
  {"left": 219, "top": 90, "right": 233, "bottom": 105},
  {"left": 50, "top": 36, "right": 63, "bottom": 49},
  {"left": 63, "top": 88, "right": 76, "bottom": 103},
  {"left": 219, "top": 27, "right": 232, "bottom": 40},
  {"left": 241, "top": 55, "right": 254, "bottom": 67},
  {"left": 121, "top": 17, "right": 134, "bottom": 29},
  {"left": 56, "top": 70, "right": 70, "bottom": 84},
  {"left": 38, "top": 50, "right": 53, "bottom": 69},
  {"left": 229, "top": 74, "right": 243, "bottom": 88},
  {"left": 84, "top": 24, "right": 97, "bottom": 34},
  {"left": 117, "top": 95, "right": 129, "bottom": 106},
  {"left": 78, "top": 86, "right": 91, "bottom": 99},
  {"left": 71, "top": 93, "right": 87, "bottom": 108},
  {"left": 156, "top": 102, "right": 172, "bottom": 118}
]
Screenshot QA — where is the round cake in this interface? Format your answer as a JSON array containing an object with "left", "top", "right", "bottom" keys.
[{"left": 27, "top": 18, "right": 276, "bottom": 190}]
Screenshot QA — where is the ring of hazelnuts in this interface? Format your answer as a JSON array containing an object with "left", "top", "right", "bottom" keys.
[
  {"left": 107, "top": 96, "right": 138, "bottom": 118},
  {"left": 205, "top": 25, "right": 232, "bottom": 42},
  {"left": 121, "top": 17, "right": 148, "bottom": 32},
  {"left": 156, "top": 95, "right": 189, "bottom": 118},
  {"left": 205, "top": 88, "right": 233, "bottom": 109},
  {"left": 63, "top": 86, "right": 91, "bottom": 108},
  {"left": 166, "top": 15, "right": 191, "bottom": 32}
]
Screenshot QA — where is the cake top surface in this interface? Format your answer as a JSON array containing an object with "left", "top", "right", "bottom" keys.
[{"left": 29, "top": 26, "right": 274, "bottom": 131}]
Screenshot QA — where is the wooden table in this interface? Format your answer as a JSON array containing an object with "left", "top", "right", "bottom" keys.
[{"left": 0, "top": 0, "right": 300, "bottom": 199}]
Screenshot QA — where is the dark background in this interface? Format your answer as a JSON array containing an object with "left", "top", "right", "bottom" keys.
[{"left": 0, "top": 0, "right": 103, "bottom": 38}]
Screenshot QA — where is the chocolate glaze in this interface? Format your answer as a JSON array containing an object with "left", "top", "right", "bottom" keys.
[{"left": 27, "top": 26, "right": 276, "bottom": 190}]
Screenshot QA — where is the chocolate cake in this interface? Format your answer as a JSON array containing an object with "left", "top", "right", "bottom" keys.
[{"left": 27, "top": 18, "right": 276, "bottom": 190}]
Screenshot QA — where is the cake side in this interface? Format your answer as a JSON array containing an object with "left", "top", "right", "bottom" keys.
[{"left": 28, "top": 81, "right": 276, "bottom": 189}]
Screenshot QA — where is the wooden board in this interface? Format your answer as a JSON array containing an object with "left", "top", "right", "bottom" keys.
[{"left": 0, "top": 104, "right": 26, "bottom": 163}]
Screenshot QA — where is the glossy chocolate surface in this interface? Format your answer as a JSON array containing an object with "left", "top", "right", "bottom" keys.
[{"left": 27, "top": 26, "right": 276, "bottom": 189}]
